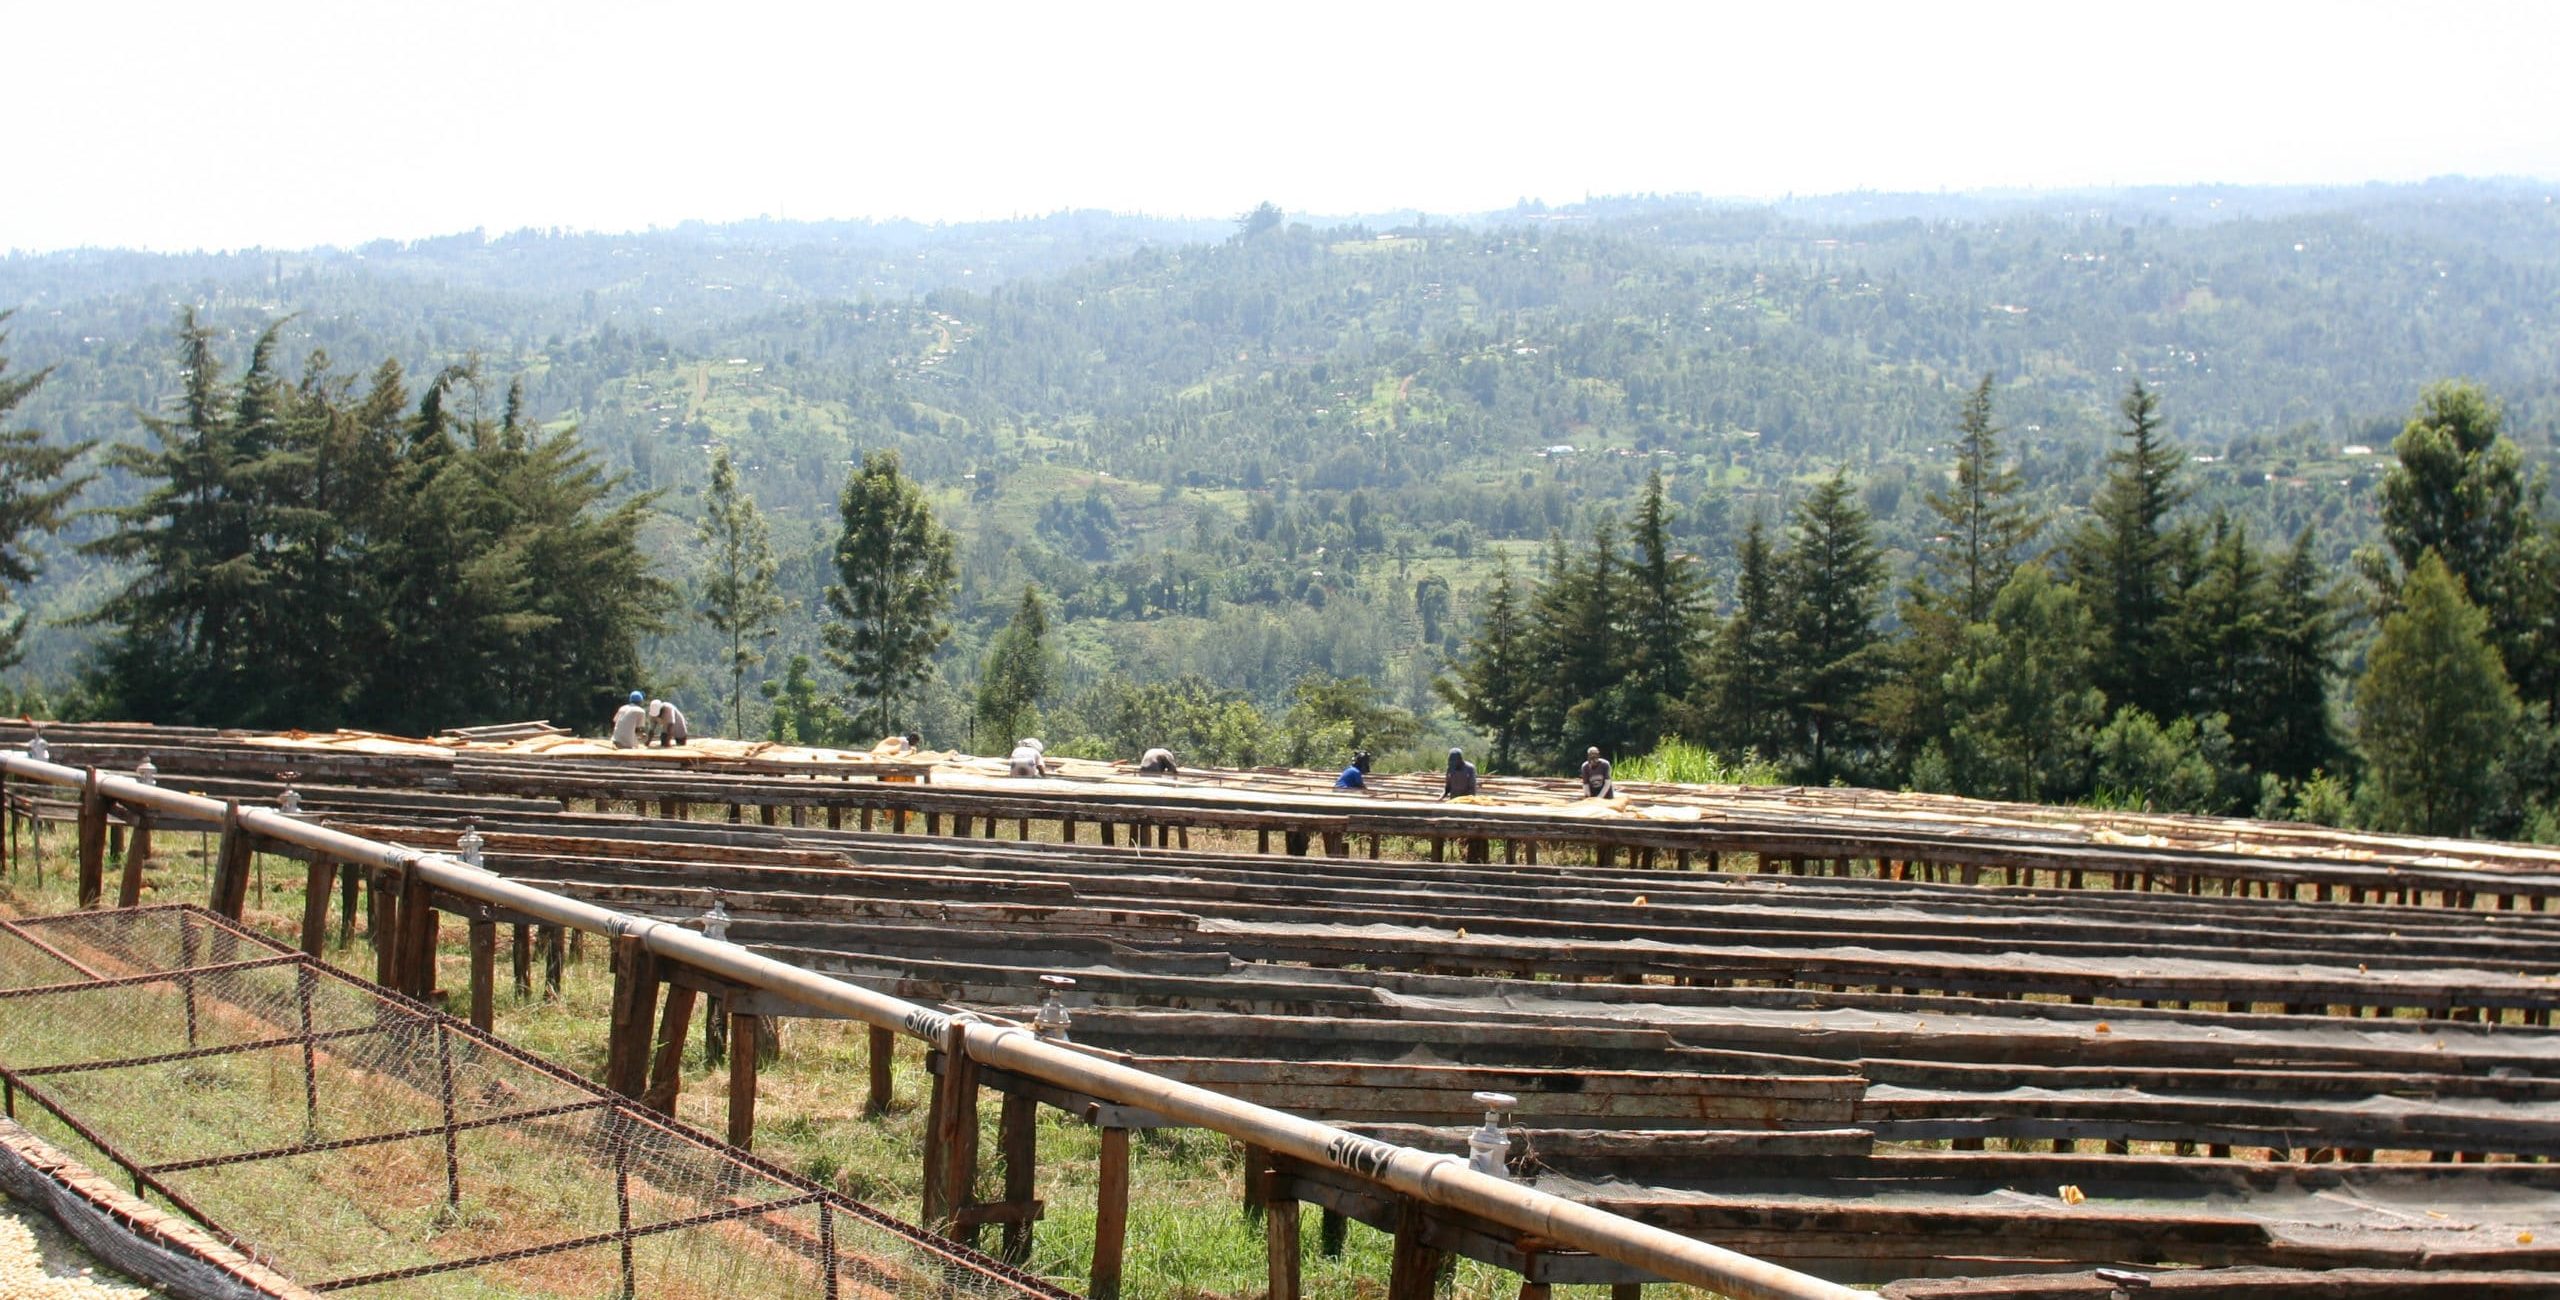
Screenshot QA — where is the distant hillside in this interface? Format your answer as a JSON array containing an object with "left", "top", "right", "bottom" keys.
[{"left": 3, "top": 182, "right": 2555, "bottom": 736}]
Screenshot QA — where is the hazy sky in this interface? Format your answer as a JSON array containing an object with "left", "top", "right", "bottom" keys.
[{"left": 12, "top": 0, "right": 2560, "bottom": 254}]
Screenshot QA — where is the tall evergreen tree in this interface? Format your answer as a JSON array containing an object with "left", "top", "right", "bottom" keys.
[
  {"left": 0, "top": 313, "right": 95, "bottom": 672},
  {"left": 2354, "top": 552, "right": 2520, "bottom": 837},
  {"left": 2067, "top": 378, "right": 2195, "bottom": 722},
  {"left": 1698, "top": 514, "right": 1789, "bottom": 760},
  {"left": 1436, "top": 555, "right": 1533, "bottom": 773},
  {"left": 975, "top": 586, "right": 1053, "bottom": 751},
  {"left": 696, "top": 447, "right": 786, "bottom": 733},
  {"left": 1546, "top": 515, "right": 1632, "bottom": 763},
  {"left": 2252, "top": 526, "right": 2352, "bottom": 782},
  {"left": 2169, "top": 513, "right": 2269, "bottom": 734},
  {"left": 1781, "top": 471, "right": 1887, "bottom": 782},
  {"left": 1918, "top": 374, "right": 2043, "bottom": 625},
  {"left": 1623, "top": 467, "right": 1705, "bottom": 751},
  {"left": 823, "top": 449, "right": 956, "bottom": 739},
  {"left": 1935, "top": 566, "right": 2106, "bottom": 803}
]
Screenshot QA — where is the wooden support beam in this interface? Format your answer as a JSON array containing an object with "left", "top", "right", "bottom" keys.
[
  {"left": 75, "top": 769, "right": 106, "bottom": 909},
  {"left": 1092, "top": 1126, "right": 1130, "bottom": 1300},
  {"left": 467, "top": 917, "right": 496, "bottom": 1030},
  {"left": 604, "top": 933, "right": 663, "bottom": 1098},
  {"left": 728, "top": 1011, "right": 761, "bottom": 1149},
  {"left": 210, "top": 802, "right": 255, "bottom": 921},
  {"left": 927, "top": 1020, "right": 982, "bottom": 1241},
  {"left": 1386, "top": 1199, "right": 1447, "bottom": 1300},
  {"left": 1266, "top": 1160, "right": 1302, "bottom": 1300},
  {"left": 643, "top": 984, "right": 699, "bottom": 1116},
  {"left": 296, "top": 860, "right": 334, "bottom": 956},
  {"left": 998, "top": 1091, "right": 1038, "bottom": 1263},
  {"left": 396, "top": 868, "right": 437, "bottom": 999},
  {"left": 867, "top": 1024, "right": 894, "bottom": 1115},
  {"left": 115, "top": 813, "right": 153, "bottom": 907},
  {"left": 371, "top": 868, "right": 400, "bottom": 987},
  {"left": 511, "top": 923, "right": 531, "bottom": 998}
]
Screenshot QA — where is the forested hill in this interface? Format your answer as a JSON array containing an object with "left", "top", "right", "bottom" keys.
[{"left": 3, "top": 182, "right": 2556, "bottom": 743}]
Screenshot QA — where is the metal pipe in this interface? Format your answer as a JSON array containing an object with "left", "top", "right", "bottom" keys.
[{"left": 0, "top": 753, "right": 1858, "bottom": 1300}]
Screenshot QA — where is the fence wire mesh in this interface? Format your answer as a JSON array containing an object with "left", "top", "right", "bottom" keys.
[{"left": 0, "top": 906, "right": 1080, "bottom": 1300}]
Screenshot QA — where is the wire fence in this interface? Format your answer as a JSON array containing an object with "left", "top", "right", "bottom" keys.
[{"left": 0, "top": 905, "right": 1081, "bottom": 1300}]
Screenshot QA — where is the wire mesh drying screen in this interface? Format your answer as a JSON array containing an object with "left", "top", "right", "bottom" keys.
[{"left": 0, "top": 906, "right": 1080, "bottom": 1300}]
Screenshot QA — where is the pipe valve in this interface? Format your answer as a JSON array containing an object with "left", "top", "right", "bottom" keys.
[
  {"left": 455, "top": 817, "right": 485, "bottom": 867},
  {"left": 1468, "top": 1090, "right": 1518, "bottom": 1178},
  {"left": 700, "top": 893, "right": 732, "bottom": 943},
  {"left": 135, "top": 755, "right": 157, "bottom": 786},
  {"left": 1035, "top": 974, "right": 1077, "bottom": 1039}
]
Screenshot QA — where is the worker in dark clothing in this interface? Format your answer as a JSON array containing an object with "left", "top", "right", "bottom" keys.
[
  {"left": 1353, "top": 750, "right": 1373, "bottom": 775},
  {"left": 1138, "top": 747, "right": 1178, "bottom": 776},
  {"left": 1580, "top": 746, "right": 1615, "bottom": 798},
  {"left": 1440, "top": 748, "right": 1478, "bottom": 801}
]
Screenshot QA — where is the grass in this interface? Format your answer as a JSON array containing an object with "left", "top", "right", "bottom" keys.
[
  {"left": 0, "top": 824, "right": 1710, "bottom": 1299},
  {"left": 1619, "top": 740, "right": 1785, "bottom": 787}
]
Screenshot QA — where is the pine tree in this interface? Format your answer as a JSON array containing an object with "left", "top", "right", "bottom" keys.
[
  {"left": 1937, "top": 566, "right": 2105, "bottom": 802},
  {"left": 975, "top": 586, "right": 1053, "bottom": 752},
  {"left": 2252, "top": 526, "right": 2351, "bottom": 782},
  {"left": 1698, "top": 514, "right": 1789, "bottom": 760},
  {"left": 0, "top": 313, "right": 95, "bottom": 672},
  {"left": 1435, "top": 556, "right": 1533, "bottom": 773},
  {"left": 1781, "top": 472, "right": 1886, "bottom": 782},
  {"left": 2169, "top": 513, "right": 2269, "bottom": 734},
  {"left": 2067, "top": 379, "right": 2195, "bottom": 722},
  {"left": 697, "top": 447, "right": 786, "bottom": 733},
  {"left": 1623, "top": 466, "right": 1705, "bottom": 752},
  {"left": 1918, "top": 374, "right": 2043, "bottom": 625},
  {"left": 1547, "top": 515, "right": 1632, "bottom": 763},
  {"left": 2354, "top": 552, "right": 2520, "bottom": 837},
  {"left": 822, "top": 449, "right": 956, "bottom": 739}
]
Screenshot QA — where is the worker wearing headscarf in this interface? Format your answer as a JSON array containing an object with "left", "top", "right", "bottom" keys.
[
  {"left": 1008, "top": 737, "right": 1047, "bottom": 777},
  {"left": 1138, "top": 747, "right": 1178, "bottom": 776},
  {"left": 1440, "top": 748, "right": 1478, "bottom": 801}
]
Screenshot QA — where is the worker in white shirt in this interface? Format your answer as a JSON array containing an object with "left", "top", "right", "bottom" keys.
[
  {"left": 610, "top": 691, "right": 647, "bottom": 749},
  {"left": 647, "top": 699, "right": 690, "bottom": 747}
]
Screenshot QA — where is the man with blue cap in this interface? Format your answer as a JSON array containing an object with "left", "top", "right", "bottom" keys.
[{"left": 611, "top": 691, "right": 647, "bottom": 749}]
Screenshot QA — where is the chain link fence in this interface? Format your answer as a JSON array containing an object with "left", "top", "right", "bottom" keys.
[{"left": 0, "top": 906, "right": 1079, "bottom": 1300}]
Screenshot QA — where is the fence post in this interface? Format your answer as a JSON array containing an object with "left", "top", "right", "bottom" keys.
[
  {"left": 396, "top": 869, "right": 437, "bottom": 999},
  {"left": 211, "top": 801, "right": 254, "bottom": 920},
  {"left": 727, "top": 1011, "right": 761, "bottom": 1149},
  {"left": 926, "top": 1017, "right": 980, "bottom": 1239},
  {"left": 1091, "top": 1125, "right": 1130, "bottom": 1300},
  {"left": 866, "top": 1024, "right": 894, "bottom": 1115},
  {"left": 1264, "top": 1151, "right": 1301, "bottom": 1300},
  {"left": 1387, "top": 1198, "right": 1447, "bottom": 1300},
  {"left": 997, "top": 1090, "right": 1037, "bottom": 1263},
  {"left": 467, "top": 915, "right": 497, "bottom": 1030}
]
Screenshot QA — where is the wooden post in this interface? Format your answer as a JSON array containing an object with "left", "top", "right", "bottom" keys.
[
  {"left": 1264, "top": 1153, "right": 1301, "bottom": 1300},
  {"left": 926, "top": 1019, "right": 980, "bottom": 1238},
  {"left": 211, "top": 802, "right": 256, "bottom": 921},
  {"left": 298, "top": 859, "right": 335, "bottom": 956},
  {"left": 339, "top": 866, "right": 359, "bottom": 948},
  {"left": 116, "top": 814, "right": 153, "bottom": 907},
  {"left": 467, "top": 917, "right": 496, "bottom": 1030},
  {"left": 511, "top": 924, "right": 531, "bottom": 998},
  {"left": 75, "top": 769, "right": 107, "bottom": 909},
  {"left": 643, "top": 985, "right": 698, "bottom": 1115},
  {"left": 1319, "top": 1208, "right": 1347, "bottom": 1257},
  {"left": 997, "top": 1091, "right": 1038, "bottom": 1263},
  {"left": 1611, "top": 1286, "right": 1643, "bottom": 1300},
  {"left": 542, "top": 925, "right": 565, "bottom": 999},
  {"left": 1386, "top": 1199, "right": 1446, "bottom": 1300},
  {"left": 728, "top": 1011, "right": 761, "bottom": 1148},
  {"left": 1061, "top": 817, "right": 1076, "bottom": 845},
  {"left": 1092, "top": 1126, "right": 1130, "bottom": 1300},
  {"left": 397, "top": 869, "right": 437, "bottom": 1000},
  {"left": 867, "top": 1025, "right": 895, "bottom": 1115},
  {"left": 372, "top": 868, "right": 401, "bottom": 987},
  {"left": 604, "top": 934, "right": 662, "bottom": 1098}
]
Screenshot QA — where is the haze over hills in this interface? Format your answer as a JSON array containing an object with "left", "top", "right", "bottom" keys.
[{"left": 2, "top": 179, "right": 2556, "bottom": 755}]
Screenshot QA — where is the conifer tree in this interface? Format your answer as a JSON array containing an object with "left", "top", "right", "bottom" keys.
[
  {"left": 2355, "top": 552, "right": 2520, "bottom": 837},
  {"left": 2170, "top": 513, "right": 2269, "bottom": 734},
  {"left": 0, "top": 313, "right": 95, "bottom": 672},
  {"left": 1919, "top": 374, "right": 2043, "bottom": 626},
  {"left": 975, "top": 586, "right": 1053, "bottom": 751},
  {"left": 2067, "top": 379, "right": 2195, "bottom": 722},
  {"left": 823, "top": 449, "right": 956, "bottom": 739},
  {"left": 1698, "top": 514, "right": 1789, "bottom": 760},
  {"left": 1540, "top": 515, "right": 1631, "bottom": 764},
  {"left": 697, "top": 447, "right": 786, "bottom": 732},
  {"left": 1435, "top": 555, "right": 1533, "bottom": 772},
  {"left": 2251, "top": 526, "right": 2351, "bottom": 782},
  {"left": 1623, "top": 466, "right": 1705, "bottom": 752},
  {"left": 1782, "top": 471, "right": 1887, "bottom": 782},
  {"left": 1936, "top": 566, "right": 2105, "bottom": 802}
]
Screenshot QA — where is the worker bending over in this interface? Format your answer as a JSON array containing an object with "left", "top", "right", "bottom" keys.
[
  {"left": 1008, "top": 737, "right": 1048, "bottom": 777},
  {"left": 1138, "top": 747, "right": 1178, "bottom": 776},
  {"left": 648, "top": 699, "right": 690, "bottom": 747},
  {"left": 610, "top": 691, "right": 646, "bottom": 749},
  {"left": 1440, "top": 748, "right": 1478, "bottom": 800},
  {"left": 1580, "top": 746, "right": 1615, "bottom": 798}
]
